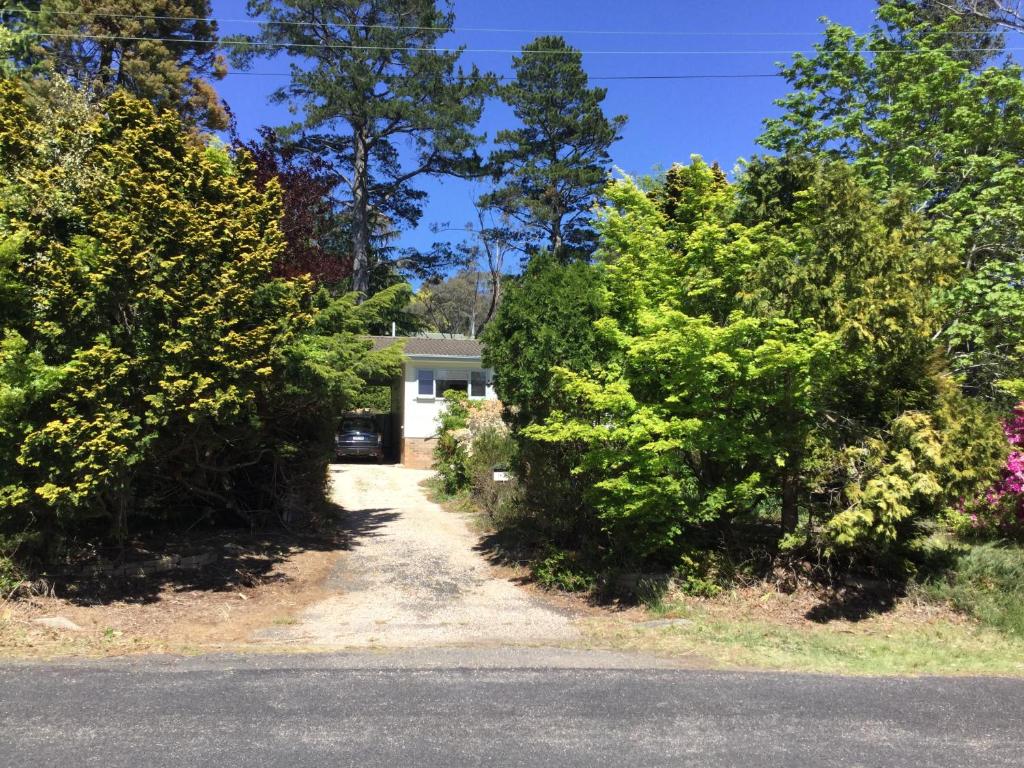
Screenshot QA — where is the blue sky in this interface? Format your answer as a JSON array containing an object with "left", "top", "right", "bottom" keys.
[{"left": 210, "top": 0, "right": 879, "bottom": 257}]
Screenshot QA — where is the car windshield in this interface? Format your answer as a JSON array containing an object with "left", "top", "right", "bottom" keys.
[{"left": 340, "top": 418, "right": 375, "bottom": 433}]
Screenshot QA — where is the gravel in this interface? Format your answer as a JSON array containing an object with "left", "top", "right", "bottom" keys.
[{"left": 257, "top": 464, "right": 578, "bottom": 648}]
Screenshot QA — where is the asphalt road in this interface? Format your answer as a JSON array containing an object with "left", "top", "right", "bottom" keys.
[{"left": 1, "top": 650, "right": 1022, "bottom": 768}]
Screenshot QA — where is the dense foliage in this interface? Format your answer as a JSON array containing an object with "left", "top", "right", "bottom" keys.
[
  {"left": 238, "top": 127, "right": 352, "bottom": 286},
  {"left": 469, "top": 3, "right": 1024, "bottom": 608},
  {"left": 481, "top": 254, "right": 607, "bottom": 546},
  {"left": 3, "top": 0, "right": 228, "bottom": 129},
  {"left": 760, "top": 1, "right": 1024, "bottom": 402},
  {"left": 0, "top": 77, "right": 402, "bottom": 562},
  {"left": 430, "top": 392, "right": 521, "bottom": 550},
  {"left": 488, "top": 157, "right": 1007, "bottom": 573},
  {"left": 963, "top": 403, "right": 1024, "bottom": 535}
]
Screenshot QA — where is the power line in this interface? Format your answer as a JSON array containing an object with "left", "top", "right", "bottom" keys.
[
  {"left": 20, "top": 31, "right": 1024, "bottom": 57},
  {"left": 2, "top": 8, "right": 844, "bottom": 37},
  {"left": 222, "top": 70, "right": 782, "bottom": 81}
]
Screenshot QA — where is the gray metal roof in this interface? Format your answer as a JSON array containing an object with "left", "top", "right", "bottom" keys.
[{"left": 370, "top": 335, "right": 483, "bottom": 359}]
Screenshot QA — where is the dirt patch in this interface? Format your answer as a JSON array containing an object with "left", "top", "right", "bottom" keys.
[
  {"left": 0, "top": 530, "right": 345, "bottom": 658},
  {"left": 696, "top": 582, "right": 968, "bottom": 630}
]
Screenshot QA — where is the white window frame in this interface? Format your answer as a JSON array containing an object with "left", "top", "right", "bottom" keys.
[{"left": 415, "top": 367, "right": 488, "bottom": 401}]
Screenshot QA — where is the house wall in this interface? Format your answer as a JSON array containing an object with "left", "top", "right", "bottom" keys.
[{"left": 400, "top": 357, "right": 496, "bottom": 469}]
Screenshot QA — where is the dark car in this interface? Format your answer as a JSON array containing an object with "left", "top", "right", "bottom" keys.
[{"left": 335, "top": 415, "right": 384, "bottom": 462}]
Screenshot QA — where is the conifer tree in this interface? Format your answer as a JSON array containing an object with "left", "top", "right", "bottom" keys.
[
  {"left": 760, "top": 0, "right": 1024, "bottom": 400},
  {"left": 481, "top": 36, "right": 626, "bottom": 262},
  {"left": 3, "top": 0, "right": 228, "bottom": 129},
  {"left": 235, "top": 0, "right": 493, "bottom": 298}
]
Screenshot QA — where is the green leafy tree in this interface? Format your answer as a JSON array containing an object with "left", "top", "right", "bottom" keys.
[
  {"left": 481, "top": 253, "right": 606, "bottom": 543},
  {"left": 233, "top": 0, "right": 493, "bottom": 298},
  {"left": 527, "top": 161, "right": 836, "bottom": 561},
  {"left": 482, "top": 253, "right": 605, "bottom": 429},
  {"left": 760, "top": 0, "right": 1024, "bottom": 400},
  {"left": 481, "top": 36, "right": 627, "bottom": 262},
  {"left": 0, "top": 75, "right": 402, "bottom": 554},
  {"left": 2, "top": 0, "right": 228, "bottom": 129},
  {"left": 520, "top": 157, "right": 989, "bottom": 565}
]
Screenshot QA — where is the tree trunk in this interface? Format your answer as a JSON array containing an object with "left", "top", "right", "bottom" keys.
[
  {"left": 482, "top": 270, "right": 500, "bottom": 329},
  {"left": 98, "top": 44, "right": 115, "bottom": 91},
  {"left": 351, "top": 127, "right": 371, "bottom": 300},
  {"left": 551, "top": 214, "right": 563, "bottom": 258},
  {"left": 781, "top": 454, "right": 801, "bottom": 535}
]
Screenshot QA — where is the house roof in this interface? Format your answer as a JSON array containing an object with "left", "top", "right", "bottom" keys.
[{"left": 370, "top": 335, "right": 483, "bottom": 359}]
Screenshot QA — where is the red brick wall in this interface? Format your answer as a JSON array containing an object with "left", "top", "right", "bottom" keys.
[{"left": 402, "top": 437, "right": 437, "bottom": 469}]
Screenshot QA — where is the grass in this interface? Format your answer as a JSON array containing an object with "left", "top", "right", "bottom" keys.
[
  {"left": 582, "top": 604, "right": 1024, "bottom": 676},
  {"left": 579, "top": 540, "right": 1024, "bottom": 677},
  {"left": 920, "top": 542, "right": 1024, "bottom": 638},
  {"left": 579, "top": 543, "right": 1024, "bottom": 676},
  {"left": 422, "top": 475, "right": 502, "bottom": 537}
]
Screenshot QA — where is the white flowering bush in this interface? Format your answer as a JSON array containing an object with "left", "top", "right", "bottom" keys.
[{"left": 434, "top": 393, "right": 516, "bottom": 514}]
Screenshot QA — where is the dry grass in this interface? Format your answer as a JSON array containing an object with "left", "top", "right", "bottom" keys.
[{"left": 0, "top": 537, "right": 341, "bottom": 659}]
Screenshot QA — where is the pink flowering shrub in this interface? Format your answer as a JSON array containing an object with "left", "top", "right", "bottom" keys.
[{"left": 964, "top": 402, "right": 1024, "bottom": 536}]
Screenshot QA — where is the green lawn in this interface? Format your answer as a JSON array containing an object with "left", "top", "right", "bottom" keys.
[{"left": 582, "top": 606, "right": 1024, "bottom": 676}]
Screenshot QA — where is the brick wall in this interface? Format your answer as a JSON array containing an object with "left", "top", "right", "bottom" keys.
[{"left": 402, "top": 437, "right": 437, "bottom": 469}]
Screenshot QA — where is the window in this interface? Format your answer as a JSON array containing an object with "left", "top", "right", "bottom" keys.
[
  {"left": 340, "top": 417, "right": 375, "bottom": 433},
  {"left": 417, "top": 368, "right": 434, "bottom": 397},
  {"left": 416, "top": 367, "right": 488, "bottom": 399},
  {"left": 470, "top": 370, "right": 486, "bottom": 398},
  {"left": 436, "top": 368, "right": 468, "bottom": 398}
]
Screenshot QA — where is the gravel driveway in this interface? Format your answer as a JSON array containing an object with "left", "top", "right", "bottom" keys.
[{"left": 259, "top": 463, "right": 577, "bottom": 648}]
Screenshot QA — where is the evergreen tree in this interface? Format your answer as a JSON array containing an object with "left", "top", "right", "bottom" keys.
[
  {"left": 0, "top": 75, "right": 404, "bottom": 553},
  {"left": 481, "top": 253, "right": 607, "bottom": 545},
  {"left": 481, "top": 36, "right": 626, "bottom": 262},
  {"left": 760, "top": 0, "right": 1024, "bottom": 401},
  {"left": 234, "top": 0, "right": 493, "bottom": 299},
  {"left": 2, "top": 0, "right": 228, "bottom": 129}
]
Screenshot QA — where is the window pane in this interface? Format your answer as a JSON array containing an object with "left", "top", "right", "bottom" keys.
[
  {"left": 470, "top": 371, "right": 485, "bottom": 397},
  {"left": 436, "top": 378, "right": 467, "bottom": 398},
  {"left": 417, "top": 369, "right": 434, "bottom": 396}
]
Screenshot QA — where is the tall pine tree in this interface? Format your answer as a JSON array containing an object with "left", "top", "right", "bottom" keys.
[
  {"left": 3, "top": 0, "right": 228, "bottom": 130},
  {"left": 481, "top": 36, "right": 626, "bottom": 262},
  {"left": 234, "top": 0, "right": 493, "bottom": 299}
]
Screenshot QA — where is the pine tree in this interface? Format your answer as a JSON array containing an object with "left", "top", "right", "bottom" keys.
[
  {"left": 234, "top": 0, "right": 493, "bottom": 299},
  {"left": 3, "top": 0, "right": 228, "bottom": 129},
  {"left": 481, "top": 36, "right": 626, "bottom": 262}
]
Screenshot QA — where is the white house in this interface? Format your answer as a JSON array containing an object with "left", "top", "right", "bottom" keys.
[{"left": 371, "top": 335, "right": 497, "bottom": 468}]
